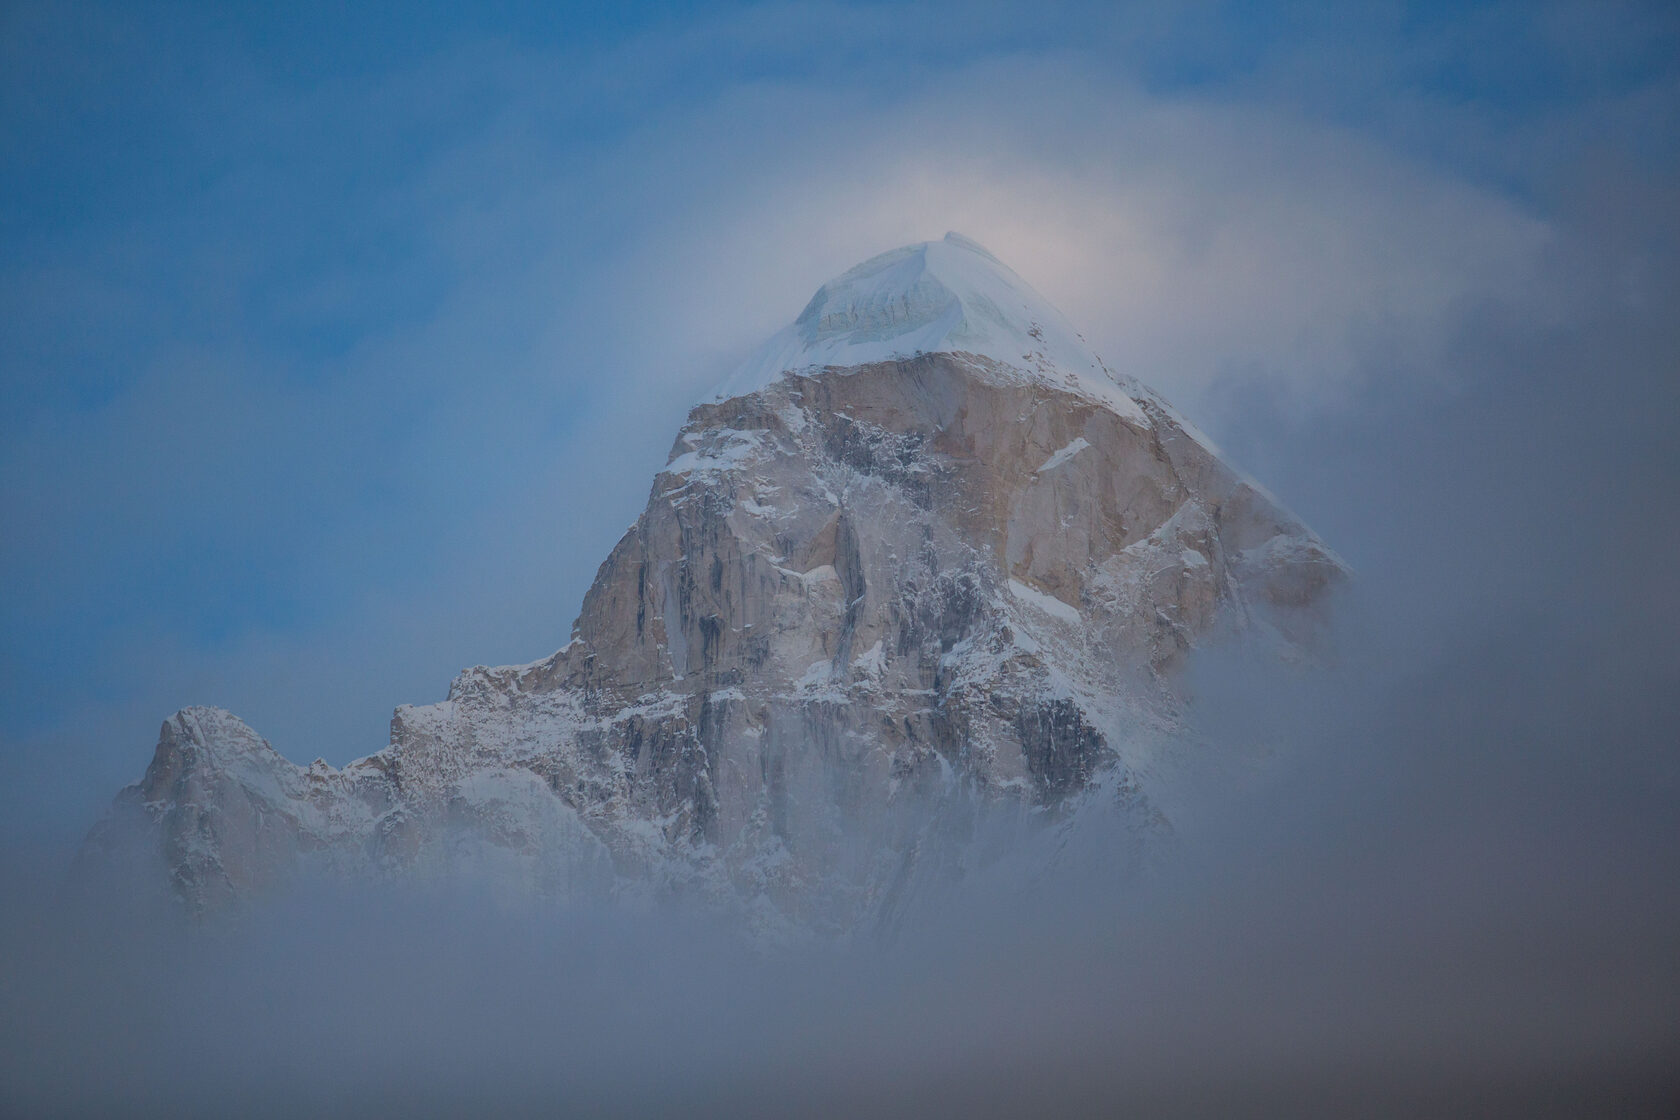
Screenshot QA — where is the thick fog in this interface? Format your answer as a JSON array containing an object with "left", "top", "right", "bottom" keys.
[
  {"left": 4, "top": 177, "right": 1677, "bottom": 1117},
  {"left": 4, "top": 3, "right": 1678, "bottom": 1116}
]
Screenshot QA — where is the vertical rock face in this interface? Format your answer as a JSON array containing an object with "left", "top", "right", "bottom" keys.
[{"left": 83, "top": 234, "right": 1346, "bottom": 938}]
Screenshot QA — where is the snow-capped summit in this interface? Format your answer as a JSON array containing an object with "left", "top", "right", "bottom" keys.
[{"left": 716, "top": 232, "right": 1143, "bottom": 421}]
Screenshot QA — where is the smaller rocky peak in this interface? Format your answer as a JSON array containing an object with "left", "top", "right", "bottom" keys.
[
  {"left": 153, "top": 707, "right": 273, "bottom": 762},
  {"left": 137, "top": 706, "right": 299, "bottom": 805}
]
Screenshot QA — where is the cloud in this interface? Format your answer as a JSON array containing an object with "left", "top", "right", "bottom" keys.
[
  {"left": 1, "top": 4, "right": 1677, "bottom": 1111},
  {"left": 598, "top": 60, "right": 1554, "bottom": 410}
]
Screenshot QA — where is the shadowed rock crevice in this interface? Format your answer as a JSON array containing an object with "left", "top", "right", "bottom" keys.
[{"left": 1015, "top": 698, "right": 1114, "bottom": 802}]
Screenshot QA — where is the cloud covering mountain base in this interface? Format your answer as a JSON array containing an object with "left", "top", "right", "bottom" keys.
[{"left": 3, "top": 3, "right": 1677, "bottom": 1114}]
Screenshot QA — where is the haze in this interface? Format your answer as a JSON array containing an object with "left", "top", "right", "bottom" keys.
[{"left": 2, "top": 2, "right": 1676, "bottom": 1115}]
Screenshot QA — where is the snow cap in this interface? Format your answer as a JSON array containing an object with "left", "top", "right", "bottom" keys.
[{"left": 713, "top": 233, "right": 1142, "bottom": 420}]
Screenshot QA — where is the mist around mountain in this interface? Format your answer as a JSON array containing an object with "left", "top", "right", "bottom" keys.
[{"left": 4, "top": 4, "right": 1678, "bottom": 1112}]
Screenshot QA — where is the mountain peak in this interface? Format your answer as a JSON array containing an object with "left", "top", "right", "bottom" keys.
[
  {"left": 85, "top": 231, "right": 1347, "bottom": 935},
  {"left": 715, "top": 234, "right": 1143, "bottom": 421}
]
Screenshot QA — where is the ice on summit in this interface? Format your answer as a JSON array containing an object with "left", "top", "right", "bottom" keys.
[{"left": 715, "top": 233, "right": 1146, "bottom": 424}]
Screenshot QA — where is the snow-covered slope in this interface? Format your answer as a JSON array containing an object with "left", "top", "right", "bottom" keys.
[
  {"left": 716, "top": 232, "right": 1146, "bottom": 423},
  {"left": 83, "top": 236, "right": 1347, "bottom": 939}
]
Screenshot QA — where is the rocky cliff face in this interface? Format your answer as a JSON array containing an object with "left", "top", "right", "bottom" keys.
[{"left": 83, "top": 234, "right": 1346, "bottom": 939}]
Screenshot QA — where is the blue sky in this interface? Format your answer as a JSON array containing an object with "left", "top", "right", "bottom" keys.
[{"left": 3, "top": 0, "right": 1677, "bottom": 842}]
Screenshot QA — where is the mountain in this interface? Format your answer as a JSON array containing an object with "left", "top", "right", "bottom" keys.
[{"left": 82, "top": 233, "right": 1347, "bottom": 939}]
